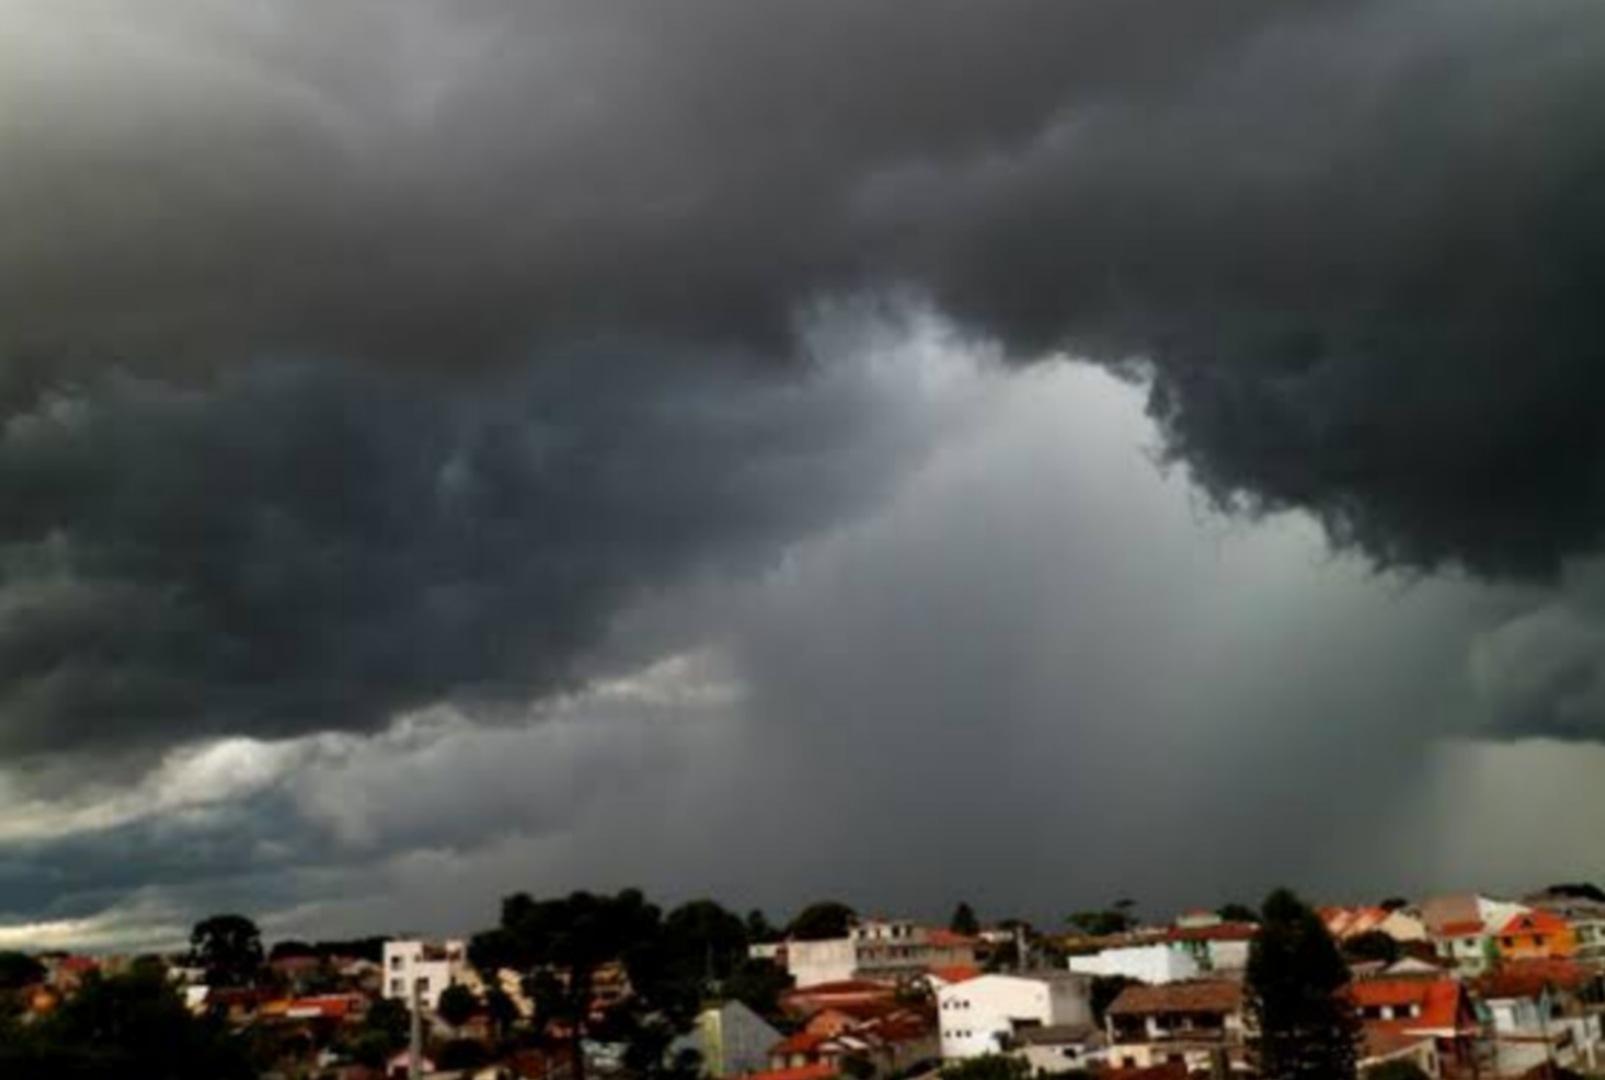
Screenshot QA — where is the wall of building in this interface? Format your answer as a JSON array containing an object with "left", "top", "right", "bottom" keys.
[
  {"left": 1068, "top": 945, "right": 1199, "bottom": 984},
  {"left": 937, "top": 974, "right": 1091, "bottom": 1060},
  {"left": 381, "top": 939, "right": 467, "bottom": 1012}
]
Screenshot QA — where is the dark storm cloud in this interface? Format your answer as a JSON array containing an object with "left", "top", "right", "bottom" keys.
[
  {"left": 6, "top": 0, "right": 1605, "bottom": 578},
  {"left": 0, "top": 344, "right": 935, "bottom": 758},
  {"left": 6, "top": 0, "right": 1605, "bottom": 752}
]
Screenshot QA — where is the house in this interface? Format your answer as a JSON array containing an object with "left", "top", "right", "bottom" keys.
[
  {"left": 1525, "top": 894, "right": 1605, "bottom": 963},
  {"left": 1161, "top": 923, "right": 1257, "bottom": 973},
  {"left": 1104, "top": 979, "right": 1249, "bottom": 1074},
  {"left": 936, "top": 971, "right": 1093, "bottom": 1061},
  {"left": 1422, "top": 896, "right": 1530, "bottom": 976},
  {"left": 1068, "top": 943, "right": 1202, "bottom": 985},
  {"left": 781, "top": 979, "right": 899, "bottom": 1019},
  {"left": 1492, "top": 909, "right": 1577, "bottom": 962},
  {"left": 382, "top": 939, "right": 469, "bottom": 1012},
  {"left": 1322, "top": 905, "right": 1428, "bottom": 944},
  {"left": 768, "top": 1004, "right": 935, "bottom": 1078},
  {"left": 1358, "top": 1030, "right": 1443, "bottom": 1079},
  {"left": 676, "top": 999, "right": 783, "bottom": 1077},
  {"left": 1474, "top": 959, "right": 1605, "bottom": 1076},
  {"left": 763, "top": 918, "right": 979, "bottom": 989},
  {"left": 1013, "top": 1023, "right": 1105, "bottom": 1074},
  {"left": 1350, "top": 978, "right": 1478, "bottom": 1076}
]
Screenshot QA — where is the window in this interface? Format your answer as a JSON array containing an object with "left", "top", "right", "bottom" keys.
[
  {"left": 1502, "top": 937, "right": 1515, "bottom": 947},
  {"left": 390, "top": 978, "right": 403, "bottom": 994},
  {"left": 390, "top": 956, "right": 403, "bottom": 970}
]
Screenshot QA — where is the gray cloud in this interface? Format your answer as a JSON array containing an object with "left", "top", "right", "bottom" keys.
[{"left": 0, "top": 317, "right": 971, "bottom": 760}]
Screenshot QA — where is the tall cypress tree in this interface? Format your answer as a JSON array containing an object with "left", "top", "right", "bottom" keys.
[{"left": 1246, "top": 888, "right": 1359, "bottom": 1080}]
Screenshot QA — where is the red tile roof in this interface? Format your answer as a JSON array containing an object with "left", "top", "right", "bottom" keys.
[
  {"left": 1474, "top": 958, "right": 1598, "bottom": 999},
  {"left": 928, "top": 964, "right": 980, "bottom": 985},
  {"left": 1494, "top": 909, "right": 1571, "bottom": 937},
  {"left": 1108, "top": 980, "right": 1243, "bottom": 1016},
  {"left": 1162, "top": 923, "right": 1257, "bottom": 943},
  {"left": 1437, "top": 920, "right": 1486, "bottom": 936},
  {"left": 1351, "top": 978, "right": 1467, "bottom": 1033},
  {"left": 926, "top": 929, "right": 978, "bottom": 949},
  {"left": 773, "top": 1030, "right": 832, "bottom": 1057}
]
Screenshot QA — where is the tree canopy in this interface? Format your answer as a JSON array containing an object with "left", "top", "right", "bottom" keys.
[
  {"left": 1246, "top": 888, "right": 1358, "bottom": 1080},
  {"left": 786, "top": 901, "right": 856, "bottom": 941},
  {"left": 189, "top": 914, "right": 264, "bottom": 988},
  {"left": 950, "top": 902, "right": 980, "bottom": 936}
]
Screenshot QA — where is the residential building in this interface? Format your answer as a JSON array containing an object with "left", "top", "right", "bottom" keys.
[
  {"left": 1491, "top": 908, "right": 1577, "bottom": 962},
  {"left": 1068, "top": 943, "right": 1201, "bottom": 985},
  {"left": 936, "top": 971, "right": 1093, "bottom": 1060},
  {"left": 1013, "top": 1023, "right": 1105, "bottom": 1074},
  {"left": 1474, "top": 959, "right": 1605, "bottom": 1077},
  {"left": 1322, "top": 905, "right": 1428, "bottom": 943},
  {"left": 1104, "top": 980, "right": 1248, "bottom": 1074},
  {"left": 1526, "top": 894, "right": 1605, "bottom": 962},
  {"left": 764, "top": 918, "right": 979, "bottom": 989},
  {"left": 769, "top": 1002, "right": 936, "bottom": 1077},
  {"left": 1350, "top": 978, "right": 1478, "bottom": 1076},
  {"left": 381, "top": 939, "right": 469, "bottom": 1012}
]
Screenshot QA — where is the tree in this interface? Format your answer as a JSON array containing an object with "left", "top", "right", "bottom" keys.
[
  {"left": 473, "top": 888, "right": 667, "bottom": 1080},
  {"left": 347, "top": 997, "right": 410, "bottom": 1067},
  {"left": 950, "top": 902, "right": 980, "bottom": 936},
  {"left": 724, "top": 958, "right": 792, "bottom": 1019},
  {"left": 1378, "top": 897, "right": 1411, "bottom": 912},
  {"left": 189, "top": 914, "right": 264, "bottom": 988},
  {"left": 1218, "top": 902, "right": 1261, "bottom": 924},
  {"left": 1246, "top": 888, "right": 1359, "bottom": 1080},
  {"left": 941, "top": 1053, "right": 1031, "bottom": 1080},
  {"left": 1542, "top": 882, "right": 1605, "bottom": 904},
  {"left": 1065, "top": 910, "right": 1132, "bottom": 937},
  {"left": 1090, "top": 975, "right": 1136, "bottom": 1027},
  {"left": 1342, "top": 930, "right": 1400, "bottom": 966},
  {"left": 0, "top": 966, "right": 253, "bottom": 1078},
  {"left": 745, "top": 909, "right": 779, "bottom": 944},
  {"left": 0, "top": 952, "right": 45, "bottom": 991},
  {"left": 438, "top": 982, "right": 479, "bottom": 1031},
  {"left": 787, "top": 901, "right": 855, "bottom": 941},
  {"left": 484, "top": 985, "right": 520, "bottom": 1039},
  {"left": 1363, "top": 1063, "right": 1431, "bottom": 1080}
]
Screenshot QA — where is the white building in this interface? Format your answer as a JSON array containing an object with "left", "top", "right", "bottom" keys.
[
  {"left": 761, "top": 917, "right": 979, "bottom": 989},
  {"left": 382, "top": 939, "right": 469, "bottom": 1012},
  {"left": 937, "top": 972, "right": 1093, "bottom": 1060},
  {"left": 1068, "top": 944, "right": 1201, "bottom": 985}
]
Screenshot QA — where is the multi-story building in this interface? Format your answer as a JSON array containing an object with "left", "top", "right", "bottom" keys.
[
  {"left": 1105, "top": 980, "right": 1249, "bottom": 1074},
  {"left": 381, "top": 938, "right": 469, "bottom": 1012},
  {"left": 762, "top": 918, "right": 979, "bottom": 989},
  {"left": 1527, "top": 895, "right": 1605, "bottom": 962},
  {"left": 1492, "top": 908, "right": 1577, "bottom": 962},
  {"left": 936, "top": 971, "right": 1092, "bottom": 1061}
]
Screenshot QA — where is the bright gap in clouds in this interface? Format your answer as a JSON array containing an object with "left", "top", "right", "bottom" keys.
[{"left": 0, "top": 332, "right": 1582, "bottom": 946}]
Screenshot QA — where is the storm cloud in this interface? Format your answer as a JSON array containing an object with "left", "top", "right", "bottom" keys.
[{"left": 3, "top": 0, "right": 1605, "bottom": 929}]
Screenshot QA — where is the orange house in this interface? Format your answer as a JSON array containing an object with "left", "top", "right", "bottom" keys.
[{"left": 1493, "top": 909, "right": 1576, "bottom": 961}]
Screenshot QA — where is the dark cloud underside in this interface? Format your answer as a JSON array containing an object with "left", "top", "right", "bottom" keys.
[{"left": 3, "top": 0, "right": 1605, "bottom": 752}]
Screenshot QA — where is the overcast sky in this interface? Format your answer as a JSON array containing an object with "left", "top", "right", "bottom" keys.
[{"left": 4, "top": 0, "right": 1605, "bottom": 950}]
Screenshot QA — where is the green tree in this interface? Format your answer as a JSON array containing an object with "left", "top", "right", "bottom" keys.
[
  {"left": 438, "top": 982, "right": 479, "bottom": 1031},
  {"left": 787, "top": 901, "right": 855, "bottom": 941},
  {"left": 950, "top": 902, "right": 980, "bottom": 936},
  {"left": 745, "top": 909, "right": 779, "bottom": 944},
  {"left": 0, "top": 966, "right": 253, "bottom": 1078},
  {"left": 0, "top": 952, "right": 45, "bottom": 990},
  {"left": 1218, "top": 902, "right": 1261, "bottom": 924},
  {"left": 1246, "top": 888, "right": 1359, "bottom": 1080},
  {"left": 189, "top": 913, "right": 264, "bottom": 988},
  {"left": 1363, "top": 1062, "right": 1431, "bottom": 1080},
  {"left": 941, "top": 1053, "right": 1031, "bottom": 1080},
  {"left": 724, "top": 958, "right": 792, "bottom": 1019},
  {"left": 484, "top": 984, "right": 520, "bottom": 1039},
  {"left": 1065, "top": 910, "right": 1132, "bottom": 937},
  {"left": 1342, "top": 930, "right": 1400, "bottom": 966},
  {"left": 1090, "top": 975, "right": 1136, "bottom": 1027},
  {"left": 472, "top": 888, "right": 666, "bottom": 1080}
]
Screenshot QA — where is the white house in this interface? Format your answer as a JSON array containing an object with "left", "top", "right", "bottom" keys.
[
  {"left": 937, "top": 972, "right": 1093, "bottom": 1060},
  {"left": 762, "top": 918, "right": 979, "bottom": 988},
  {"left": 1068, "top": 944, "right": 1200, "bottom": 985},
  {"left": 382, "top": 939, "right": 469, "bottom": 1012}
]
